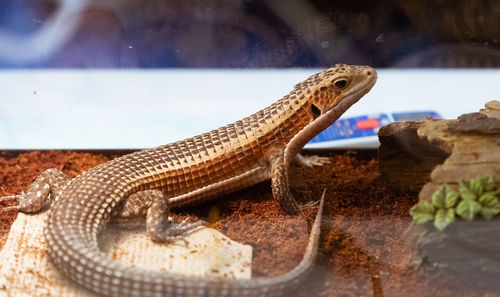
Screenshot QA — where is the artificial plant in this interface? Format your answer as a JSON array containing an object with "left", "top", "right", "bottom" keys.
[{"left": 410, "top": 176, "right": 500, "bottom": 230}]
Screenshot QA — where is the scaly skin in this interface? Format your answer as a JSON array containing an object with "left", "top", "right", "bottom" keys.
[{"left": 1, "top": 65, "right": 377, "bottom": 297}]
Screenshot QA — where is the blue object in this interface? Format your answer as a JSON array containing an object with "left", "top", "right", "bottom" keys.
[{"left": 308, "top": 111, "right": 442, "bottom": 147}]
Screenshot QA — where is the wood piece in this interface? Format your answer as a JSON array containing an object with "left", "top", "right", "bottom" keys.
[
  {"left": 378, "top": 121, "right": 448, "bottom": 192},
  {"left": 448, "top": 112, "right": 500, "bottom": 135},
  {"left": 416, "top": 109, "right": 500, "bottom": 202},
  {"left": 378, "top": 101, "right": 500, "bottom": 198}
]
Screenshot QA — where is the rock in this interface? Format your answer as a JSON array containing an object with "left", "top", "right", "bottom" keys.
[
  {"left": 406, "top": 220, "right": 500, "bottom": 290},
  {"left": 0, "top": 211, "right": 252, "bottom": 297}
]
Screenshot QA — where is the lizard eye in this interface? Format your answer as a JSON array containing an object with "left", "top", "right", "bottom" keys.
[{"left": 334, "top": 79, "right": 347, "bottom": 89}]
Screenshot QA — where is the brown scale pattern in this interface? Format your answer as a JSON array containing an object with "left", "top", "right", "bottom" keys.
[{"left": 141, "top": 96, "right": 310, "bottom": 205}]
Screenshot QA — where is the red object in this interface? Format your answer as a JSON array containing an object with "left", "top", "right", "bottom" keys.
[{"left": 356, "top": 119, "right": 379, "bottom": 130}]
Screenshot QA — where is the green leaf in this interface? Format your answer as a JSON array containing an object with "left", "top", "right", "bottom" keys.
[
  {"left": 479, "top": 191, "right": 500, "bottom": 208},
  {"left": 469, "top": 177, "right": 485, "bottom": 197},
  {"left": 434, "top": 208, "right": 455, "bottom": 231},
  {"left": 456, "top": 199, "right": 482, "bottom": 220},
  {"left": 479, "top": 191, "right": 500, "bottom": 220},
  {"left": 410, "top": 201, "right": 436, "bottom": 224},
  {"left": 480, "top": 207, "right": 500, "bottom": 220},
  {"left": 459, "top": 180, "right": 478, "bottom": 201},
  {"left": 432, "top": 184, "right": 459, "bottom": 209},
  {"left": 481, "top": 176, "right": 496, "bottom": 192}
]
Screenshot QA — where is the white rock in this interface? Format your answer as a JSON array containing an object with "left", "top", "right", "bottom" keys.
[{"left": 0, "top": 211, "right": 252, "bottom": 297}]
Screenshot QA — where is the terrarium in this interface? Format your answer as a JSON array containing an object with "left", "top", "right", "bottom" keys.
[{"left": 0, "top": 1, "right": 499, "bottom": 296}]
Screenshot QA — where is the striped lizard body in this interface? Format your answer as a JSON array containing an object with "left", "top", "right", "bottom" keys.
[{"left": 1, "top": 64, "right": 377, "bottom": 297}]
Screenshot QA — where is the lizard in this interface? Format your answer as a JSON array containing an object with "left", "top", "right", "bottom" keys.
[{"left": 0, "top": 64, "right": 377, "bottom": 297}]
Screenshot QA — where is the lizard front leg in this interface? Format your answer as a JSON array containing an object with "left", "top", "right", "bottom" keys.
[
  {"left": 271, "top": 152, "right": 322, "bottom": 214},
  {"left": 0, "top": 168, "right": 69, "bottom": 213},
  {"left": 111, "top": 189, "right": 203, "bottom": 242},
  {"left": 270, "top": 152, "right": 301, "bottom": 214}
]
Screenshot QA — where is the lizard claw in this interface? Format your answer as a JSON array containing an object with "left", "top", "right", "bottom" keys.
[
  {"left": 150, "top": 217, "right": 205, "bottom": 243},
  {"left": 295, "top": 154, "right": 331, "bottom": 168},
  {"left": 298, "top": 189, "right": 327, "bottom": 211},
  {"left": 0, "top": 194, "right": 20, "bottom": 201},
  {"left": 1, "top": 205, "right": 20, "bottom": 213},
  {"left": 0, "top": 194, "right": 20, "bottom": 213},
  {"left": 298, "top": 200, "right": 320, "bottom": 211},
  {"left": 173, "top": 217, "right": 206, "bottom": 233}
]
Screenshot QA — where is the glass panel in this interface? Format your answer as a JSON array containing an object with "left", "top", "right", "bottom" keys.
[{"left": 0, "top": 0, "right": 498, "bottom": 68}]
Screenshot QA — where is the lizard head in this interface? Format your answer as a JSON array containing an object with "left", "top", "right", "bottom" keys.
[
  {"left": 297, "top": 64, "right": 377, "bottom": 122},
  {"left": 284, "top": 64, "right": 377, "bottom": 162}
]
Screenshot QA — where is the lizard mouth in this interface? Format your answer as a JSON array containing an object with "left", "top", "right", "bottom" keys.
[{"left": 311, "top": 104, "right": 321, "bottom": 120}]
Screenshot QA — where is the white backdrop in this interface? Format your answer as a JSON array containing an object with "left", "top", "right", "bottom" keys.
[{"left": 0, "top": 69, "right": 497, "bottom": 149}]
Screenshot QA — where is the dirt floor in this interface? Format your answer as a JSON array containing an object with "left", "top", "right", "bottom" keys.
[{"left": 0, "top": 150, "right": 495, "bottom": 297}]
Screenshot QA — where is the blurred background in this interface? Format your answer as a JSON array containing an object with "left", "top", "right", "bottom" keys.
[
  {"left": 1, "top": 0, "right": 500, "bottom": 149},
  {"left": 1, "top": 0, "right": 499, "bottom": 69}
]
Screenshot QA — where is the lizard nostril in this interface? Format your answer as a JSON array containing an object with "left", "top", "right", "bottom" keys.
[{"left": 366, "top": 70, "right": 372, "bottom": 76}]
